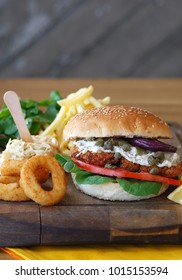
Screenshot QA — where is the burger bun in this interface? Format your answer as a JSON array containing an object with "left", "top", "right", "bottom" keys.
[
  {"left": 71, "top": 174, "right": 168, "bottom": 201},
  {"left": 64, "top": 105, "right": 172, "bottom": 140}
]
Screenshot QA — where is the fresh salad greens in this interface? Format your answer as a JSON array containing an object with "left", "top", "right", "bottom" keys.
[
  {"left": 56, "top": 154, "right": 162, "bottom": 197},
  {"left": 0, "top": 90, "right": 62, "bottom": 151},
  {"left": 116, "top": 178, "right": 161, "bottom": 196}
]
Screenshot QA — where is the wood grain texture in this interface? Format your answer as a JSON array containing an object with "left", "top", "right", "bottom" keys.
[
  {"left": 0, "top": 0, "right": 182, "bottom": 77},
  {"left": 109, "top": 203, "right": 182, "bottom": 244},
  {"left": 0, "top": 203, "right": 40, "bottom": 247},
  {"left": 41, "top": 205, "right": 110, "bottom": 245}
]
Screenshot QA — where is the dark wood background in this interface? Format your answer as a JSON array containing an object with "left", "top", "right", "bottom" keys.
[{"left": 0, "top": 0, "right": 182, "bottom": 78}]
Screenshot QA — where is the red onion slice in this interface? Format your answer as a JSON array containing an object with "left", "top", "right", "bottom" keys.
[{"left": 126, "top": 137, "right": 177, "bottom": 152}]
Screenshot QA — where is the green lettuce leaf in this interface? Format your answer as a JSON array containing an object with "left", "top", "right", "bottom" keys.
[
  {"left": 56, "top": 153, "right": 81, "bottom": 172},
  {"left": 75, "top": 171, "right": 116, "bottom": 185},
  {"left": 116, "top": 178, "right": 161, "bottom": 196}
]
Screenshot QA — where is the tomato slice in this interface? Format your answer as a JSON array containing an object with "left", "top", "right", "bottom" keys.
[{"left": 72, "top": 158, "right": 181, "bottom": 187}]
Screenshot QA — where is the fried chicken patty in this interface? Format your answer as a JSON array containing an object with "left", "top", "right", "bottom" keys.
[{"left": 71, "top": 146, "right": 182, "bottom": 178}]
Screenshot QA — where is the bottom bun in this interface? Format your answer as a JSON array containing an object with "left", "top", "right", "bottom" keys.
[{"left": 71, "top": 174, "right": 168, "bottom": 201}]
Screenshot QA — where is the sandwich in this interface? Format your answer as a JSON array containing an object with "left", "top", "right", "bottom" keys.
[{"left": 58, "top": 105, "right": 182, "bottom": 201}]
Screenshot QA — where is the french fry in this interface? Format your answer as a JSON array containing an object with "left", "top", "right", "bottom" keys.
[
  {"left": 42, "top": 85, "right": 111, "bottom": 153},
  {"left": 83, "top": 98, "right": 91, "bottom": 105},
  {"left": 42, "top": 106, "right": 67, "bottom": 135},
  {"left": 100, "top": 96, "right": 110, "bottom": 105},
  {"left": 76, "top": 104, "right": 85, "bottom": 113},
  {"left": 69, "top": 105, "right": 77, "bottom": 115},
  {"left": 89, "top": 96, "right": 103, "bottom": 107},
  {"left": 58, "top": 86, "right": 93, "bottom": 107}
]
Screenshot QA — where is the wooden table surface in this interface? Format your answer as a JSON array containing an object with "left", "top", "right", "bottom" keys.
[{"left": 0, "top": 78, "right": 181, "bottom": 259}]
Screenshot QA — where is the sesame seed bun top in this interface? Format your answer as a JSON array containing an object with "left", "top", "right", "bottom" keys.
[{"left": 63, "top": 105, "right": 172, "bottom": 140}]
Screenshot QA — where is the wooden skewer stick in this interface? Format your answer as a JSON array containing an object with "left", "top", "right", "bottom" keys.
[{"left": 3, "top": 91, "right": 33, "bottom": 142}]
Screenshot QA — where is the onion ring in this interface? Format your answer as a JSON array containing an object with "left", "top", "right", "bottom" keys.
[
  {"left": 0, "top": 175, "right": 20, "bottom": 184},
  {"left": 1, "top": 159, "right": 26, "bottom": 176},
  {"left": 0, "top": 181, "right": 30, "bottom": 201},
  {"left": 20, "top": 155, "right": 66, "bottom": 206},
  {"left": 1, "top": 159, "right": 49, "bottom": 183}
]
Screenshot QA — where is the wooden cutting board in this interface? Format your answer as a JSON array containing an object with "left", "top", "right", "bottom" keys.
[{"left": 0, "top": 123, "right": 182, "bottom": 247}]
